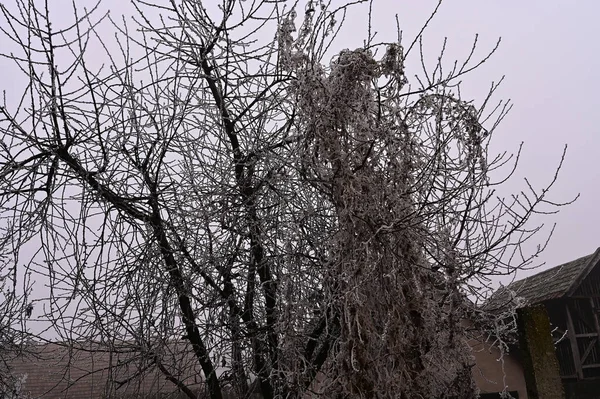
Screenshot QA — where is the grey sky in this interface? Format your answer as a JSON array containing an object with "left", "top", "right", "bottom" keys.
[
  {"left": 346, "top": 0, "right": 600, "bottom": 279},
  {"left": 1, "top": 0, "right": 598, "bottom": 283}
]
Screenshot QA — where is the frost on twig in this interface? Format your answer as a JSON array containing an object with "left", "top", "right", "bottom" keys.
[
  {"left": 0, "top": 0, "right": 570, "bottom": 398},
  {"left": 285, "top": 39, "right": 479, "bottom": 397}
]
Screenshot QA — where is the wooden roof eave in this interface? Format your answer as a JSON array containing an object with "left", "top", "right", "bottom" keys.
[{"left": 565, "top": 247, "right": 600, "bottom": 297}]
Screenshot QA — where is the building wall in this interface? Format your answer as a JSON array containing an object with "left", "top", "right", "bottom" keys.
[
  {"left": 9, "top": 340, "right": 529, "bottom": 398},
  {"left": 470, "top": 339, "right": 528, "bottom": 399}
]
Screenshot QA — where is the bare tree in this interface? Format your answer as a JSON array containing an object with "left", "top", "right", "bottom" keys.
[
  {"left": 0, "top": 269, "right": 31, "bottom": 397},
  {"left": 0, "top": 0, "right": 572, "bottom": 398}
]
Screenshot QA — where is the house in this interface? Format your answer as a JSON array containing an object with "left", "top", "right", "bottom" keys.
[
  {"left": 470, "top": 337, "right": 526, "bottom": 399},
  {"left": 5, "top": 328, "right": 530, "bottom": 398},
  {"left": 6, "top": 333, "right": 530, "bottom": 398},
  {"left": 10, "top": 248, "right": 600, "bottom": 399},
  {"left": 489, "top": 247, "right": 600, "bottom": 399},
  {"left": 3, "top": 341, "right": 206, "bottom": 398}
]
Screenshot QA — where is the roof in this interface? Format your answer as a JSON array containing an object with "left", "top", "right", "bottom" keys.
[
  {"left": 486, "top": 247, "right": 600, "bottom": 311},
  {"left": 5, "top": 341, "right": 206, "bottom": 399}
]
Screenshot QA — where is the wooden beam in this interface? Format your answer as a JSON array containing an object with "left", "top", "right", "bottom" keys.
[
  {"left": 566, "top": 302, "right": 584, "bottom": 379},
  {"left": 589, "top": 298, "right": 600, "bottom": 370},
  {"left": 570, "top": 304, "right": 597, "bottom": 332},
  {"left": 580, "top": 338, "right": 597, "bottom": 364},
  {"left": 561, "top": 374, "right": 578, "bottom": 379},
  {"left": 575, "top": 333, "right": 600, "bottom": 338}
]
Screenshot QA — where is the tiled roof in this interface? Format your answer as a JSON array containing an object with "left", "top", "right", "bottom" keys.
[
  {"left": 6, "top": 341, "right": 206, "bottom": 399},
  {"left": 486, "top": 248, "right": 600, "bottom": 311}
]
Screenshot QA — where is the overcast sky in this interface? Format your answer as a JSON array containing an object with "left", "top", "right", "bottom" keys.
[
  {"left": 1, "top": 0, "right": 598, "bottom": 284},
  {"left": 336, "top": 0, "right": 600, "bottom": 281}
]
